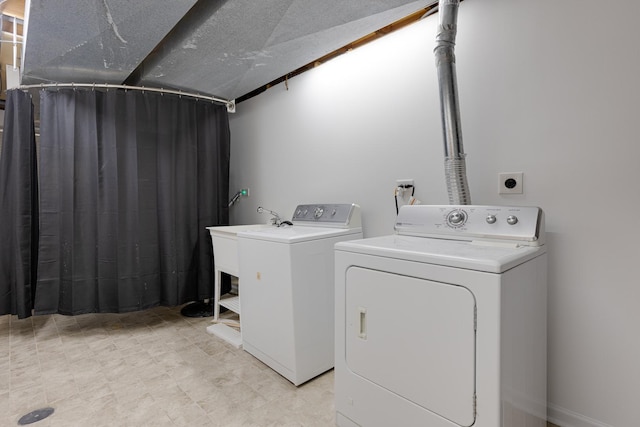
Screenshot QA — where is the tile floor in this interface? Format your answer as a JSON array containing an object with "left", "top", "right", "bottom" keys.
[
  {"left": 2, "top": 305, "right": 561, "bottom": 427},
  {"left": 2, "top": 305, "right": 334, "bottom": 427}
]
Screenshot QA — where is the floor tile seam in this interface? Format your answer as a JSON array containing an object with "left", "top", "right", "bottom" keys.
[
  {"left": 8, "top": 316, "right": 37, "bottom": 360},
  {"left": 8, "top": 317, "right": 38, "bottom": 397},
  {"left": 175, "top": 377, "right": 230, "bottom": 411},
  {"left": 34, "top": 337, "right": 66, "bottom": 351},
  {"left": 182, "top": 395, "right": 220, "bottom": 422},
  {"left": 42, "top": 383, "right": 82, "bottom": 406},
  {"left": 109, "top": 391, "right": 175, "bottom": 422},
  {"left": 33, "top": 319, "right": 59, "bottom": 386},
  {"left": 49, "top": 315, "right": 104, "bottom": 386},
  {"left": 7, "top": 378, "right": 48, "bottom": 397},
  {"left": 9, "top": 365, "right": 45, "bottom": 381}
]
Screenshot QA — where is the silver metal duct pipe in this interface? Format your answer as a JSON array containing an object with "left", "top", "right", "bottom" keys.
[{"left": 434, "top": 0, "right": 471, "bottom": 205}]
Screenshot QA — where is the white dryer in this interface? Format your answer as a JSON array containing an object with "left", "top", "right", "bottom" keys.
[
  {"left": 334, "top": 205, "right": 547, "bottom": 427},
  {"left": 238, "top": 203, "right": 362, "bottom": 386}
]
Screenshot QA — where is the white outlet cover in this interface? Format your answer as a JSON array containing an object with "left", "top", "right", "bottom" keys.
[
  {"left": 499, "top": 172, "right": 523, "bottom": 194},
  {"left": 396, "top": 178, "right": 414, "bottom": 187}
]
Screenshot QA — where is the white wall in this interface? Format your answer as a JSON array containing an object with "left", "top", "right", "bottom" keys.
[{"left": 228, "top": 0, "right": 640, "bottom": 426}]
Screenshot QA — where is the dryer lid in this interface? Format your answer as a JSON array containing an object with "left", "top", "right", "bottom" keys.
[{"left": 335, "top": 234, "right": 545, "bottom": 273}]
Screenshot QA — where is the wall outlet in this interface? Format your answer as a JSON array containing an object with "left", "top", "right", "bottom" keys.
[
  {"left": 499, "top": 172, "right": 523, "bottom": 194},
  {"left": 396, "top": 178, "right": 414, "bottom": 187}
]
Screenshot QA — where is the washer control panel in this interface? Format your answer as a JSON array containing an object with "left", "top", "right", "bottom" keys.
[
  {"left": 395, "top": 205, "right": 545, "bottom": 246},
  {"left": 292, "top": 204, "right": 361, "bottom": 228}
]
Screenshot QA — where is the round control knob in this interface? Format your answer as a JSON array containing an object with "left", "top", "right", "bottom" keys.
[
  {"left": 506, "top": 215, "right": 518, "bottom": 225},
  {"left": 447, "top": 209, "right": 467, "bottom": 227},
  {"left": 486, "top": 214, "right": 497, "bottom": 224},
  {"left": 331, "top": 209, "right": 337, "bottom": 216},
  {"left": 314, "top": 207, "right": 324, "bottom": 219}
]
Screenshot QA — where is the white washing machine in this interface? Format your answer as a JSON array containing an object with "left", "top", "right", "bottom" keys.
[
  {"left": 334, "top": 205, "right": 547, "bottom": 427},
  {"left": 238, "top": 203, "right": 363, "bottom": 386}
]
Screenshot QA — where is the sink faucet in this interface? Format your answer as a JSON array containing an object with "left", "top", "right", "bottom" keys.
[{"left": 257, "top": 206, "right": 284, "bottom": 226}]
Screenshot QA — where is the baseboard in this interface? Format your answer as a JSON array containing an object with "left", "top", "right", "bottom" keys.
[{"left": 547, "top": 403, "right": 613, "bottom": 427}]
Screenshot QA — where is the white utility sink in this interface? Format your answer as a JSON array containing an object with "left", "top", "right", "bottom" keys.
[
  {"left": 207, "top": 224, "right": 273, "bottom": 277},
  {"left": 205, "top": 224, "right": 274, "bottom": 348}
]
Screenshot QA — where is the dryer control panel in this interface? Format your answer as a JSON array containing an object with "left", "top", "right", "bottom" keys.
[{"left": 394, "top": 205, "right": 545, "bottom": 246}]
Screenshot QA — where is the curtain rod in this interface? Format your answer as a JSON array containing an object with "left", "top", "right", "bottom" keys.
[{"left": 17, "top": 83, "right": 236, "bottom": 113}]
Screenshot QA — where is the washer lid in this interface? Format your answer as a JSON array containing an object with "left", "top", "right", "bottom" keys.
[
  {"left": 238, "top": 226, "right": 362, "bottom": 243},
  {"left": 335, "top": 235, "right": 546, "bottom": 273}
]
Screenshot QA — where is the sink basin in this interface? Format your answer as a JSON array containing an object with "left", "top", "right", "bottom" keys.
[{"left": 207, "top": 224, "right": 273, "bottom": 276}]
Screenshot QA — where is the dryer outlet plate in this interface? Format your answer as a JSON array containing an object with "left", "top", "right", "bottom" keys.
[{"left": 499, "top": 172, "right": 523, "bottom": 194}]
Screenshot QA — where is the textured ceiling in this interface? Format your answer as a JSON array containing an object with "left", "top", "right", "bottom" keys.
[{"left": 21, "top": 0, "right": 435, "bottom": 102}]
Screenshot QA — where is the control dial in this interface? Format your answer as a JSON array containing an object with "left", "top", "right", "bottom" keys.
[
  {"left": 446, "top": 209, "right": 467, "bottom": 228},
  {"left": 314, "top": 206, "right": 324, "bottom": 219},
  {"left": 507, "top": 215, "right": 518, "bottom": 225},
  {"left": 486, "top": 214, "right": 497, "bottom": 224}
]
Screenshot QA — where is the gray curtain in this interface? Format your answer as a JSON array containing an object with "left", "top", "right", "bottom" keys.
[
  {"left": 0, "top": 87, "right": 230, "bottom": 317},
  {"left": 0, "top": 90, "right": 39, "bottom": 319}
]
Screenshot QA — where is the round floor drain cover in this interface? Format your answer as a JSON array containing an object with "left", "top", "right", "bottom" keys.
[{"left": 18, "top": 408, "right": 54, "bottom": 425}]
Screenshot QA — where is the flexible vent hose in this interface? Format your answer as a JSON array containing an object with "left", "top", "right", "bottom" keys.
[{"left": 435, "top": 0, "right": 471, "bottom": 205}]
